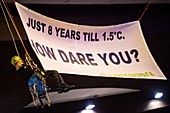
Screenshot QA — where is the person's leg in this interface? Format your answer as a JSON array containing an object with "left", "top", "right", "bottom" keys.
[
  {"left": 45, "top": 70, "right": 64, "bottom": 83},
  {"left": 45, "top": 70, "right": 75, "bottom": 93}
]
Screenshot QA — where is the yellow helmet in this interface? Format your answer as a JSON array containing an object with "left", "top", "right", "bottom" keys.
[{"left": 11, "top": 56, "right": 24, "bottom": 66}]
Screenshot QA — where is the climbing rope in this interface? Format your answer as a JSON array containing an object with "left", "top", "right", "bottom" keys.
[
  {"left": 1, "top": 0, "right": 29, "bottom": 56},
  {"left": 0, "top": 1, "right": 20, "bottom": 56}
]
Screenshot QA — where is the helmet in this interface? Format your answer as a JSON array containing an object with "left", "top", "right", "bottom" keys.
[{"left": 11, "top": 56, "right": 24, "bottom": 66}]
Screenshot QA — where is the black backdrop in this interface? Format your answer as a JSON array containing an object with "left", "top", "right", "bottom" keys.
[{"left": 0, "top": 3, "right": 170, "bottom": 113}]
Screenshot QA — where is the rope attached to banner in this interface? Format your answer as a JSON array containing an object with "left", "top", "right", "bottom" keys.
[{"left": 139, "top": 0, "right": 152, "bottom": 21}]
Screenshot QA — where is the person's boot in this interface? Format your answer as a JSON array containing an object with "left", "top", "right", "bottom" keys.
[
  {"left": 56, "top": 82, "right": 63, "bottom": 93},
  {"left": 62, "top": 83, "right": 75, "bottom": 93},
  {"left": 56, "top": 82, "right": 75, "bottom": 93}
]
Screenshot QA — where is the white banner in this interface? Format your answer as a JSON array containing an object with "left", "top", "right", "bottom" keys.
[{"left": 15, "top": 2, "right": 166, "bottom": 79}]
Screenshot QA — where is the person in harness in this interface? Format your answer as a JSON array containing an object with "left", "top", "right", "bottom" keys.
[{"left": 11, "top": 55, "right": 75, "bottom": 94}]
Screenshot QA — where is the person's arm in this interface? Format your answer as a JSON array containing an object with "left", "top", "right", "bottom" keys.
[
  {"left": 25, "top": 54, "right": 39, "bottom": 71},
  {"left": 24, "top": 54, "right": 45, "bottom": 75}
]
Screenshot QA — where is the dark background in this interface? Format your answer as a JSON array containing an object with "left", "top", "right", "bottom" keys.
[{"left": 0, "top": 1, "right": 170, "bottom": 113}]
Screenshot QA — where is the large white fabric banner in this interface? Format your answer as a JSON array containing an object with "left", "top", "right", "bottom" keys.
[{"left": 15, "top": 2, "right": 166, "bottom": 79}]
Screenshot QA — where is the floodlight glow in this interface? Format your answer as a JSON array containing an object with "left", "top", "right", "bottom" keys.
[
  {"left": 85, "top": 104, "right": 95, "bottom": 110},
  {"left": 81, "top": 109, "right": 96, "bottom": 113},
  {"left": 154, "top": 92, "right": 163, "bottom": 99}
]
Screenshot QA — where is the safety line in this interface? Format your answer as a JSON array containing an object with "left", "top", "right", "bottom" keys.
[
  {"left": 0, "top": 1, "right": 20, "bottom": 56},
  {"left": 2, "top": 0, "right": 30, "bottom": 56},
  {"left": 139, "top": 0, "right": 152, "bottom": 21}
]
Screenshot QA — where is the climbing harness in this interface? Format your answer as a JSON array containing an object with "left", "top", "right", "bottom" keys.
[
  {"left": 0, "top": 0, "right": 51, "bottom": 107},
  {"left": 28, "top": 72, "right": 51, "bottom": 107}
]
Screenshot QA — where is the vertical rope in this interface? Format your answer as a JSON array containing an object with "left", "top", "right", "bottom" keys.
[
  {"left": 0, "top": 1, "right": 20, "bottom": 56},
  {"left": 139, "top": 0, "right": 152, "bottom": 21},
  {"left": 2, "top": 0, "right": 29, "bottom": 56}
]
